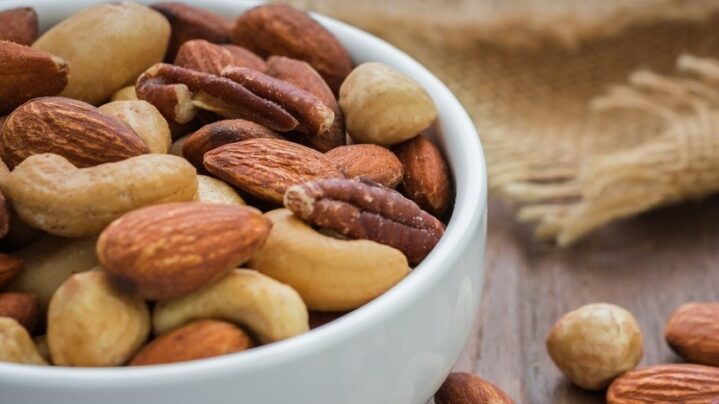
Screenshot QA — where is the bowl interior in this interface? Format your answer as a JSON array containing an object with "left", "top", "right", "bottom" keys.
[{"left": 0, "top": 0, "right": 487, "bottom": 383}]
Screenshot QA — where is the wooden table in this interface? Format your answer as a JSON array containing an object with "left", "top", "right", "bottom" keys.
[{"left": 453, "top": 196, "right": 719, "bottom": 403}]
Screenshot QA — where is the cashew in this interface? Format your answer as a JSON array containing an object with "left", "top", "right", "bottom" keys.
[
  {"left": 47, "top": 271, "right": 150, "bottom": 367},
  {"left": 111, "top": 86, "right": 138, "bottom": 102},
  {"left": 3, "top": 153, "right": 197, "bottom": 237},
  {"left": 249, "top": 209, "right": 410, "bottom": 311},
  {"left": 153, "top": 269, "right": 308, "bottom": 343},
  {"left": 99, "top": 100, "right": 171, "bottom": 154},
  {"left": 5, "top": 235, "right": 98, "bottom": 316},
  {"left": 0, "top": 317, "right": 47, "bottom": 365},
  {"left": 195, "top": 175, "right": 245, "bottom": 205}
]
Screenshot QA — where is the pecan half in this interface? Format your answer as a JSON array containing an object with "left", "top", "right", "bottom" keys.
[
  {"left": 222, "top": 66, "right": 334, "bottom": 139},
  {"left": 203, "top": 138, "right": 344, "bottom": 205},
  {"left": 175, "top": 40, "right": 265, "bottom": 76},
  {"left": 136, "top": 63, "right": 298, "bottom": 131},
  {"left": 284, "top": 178, "right": 444, "bottom": 265},
  {"left": 151, "top": 2, "right": 232, "bottom": 60},
  {"left": 0, "top": 7, "right": 38, "bottom": 45},
  {"left": 266, "top": 56, "right": 344, "bottom": 151},
  {"left": 183, "top": 119, "right": 282, "bottom": 168}
]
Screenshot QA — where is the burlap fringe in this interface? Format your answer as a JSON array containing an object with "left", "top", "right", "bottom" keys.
[
  {"left": 287, "top": 0, "right": 719, "bottom": 48},
  {"left": 509, "top": 55, "right": 719, "bottom": 245}
]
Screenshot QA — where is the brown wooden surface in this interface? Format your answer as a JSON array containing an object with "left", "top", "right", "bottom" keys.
[{"left": 453, "top": 195, "right": 719, "bottom": 403}]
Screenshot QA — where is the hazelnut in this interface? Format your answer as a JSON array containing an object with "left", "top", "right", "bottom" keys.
[
  {"left": 546, "top": 303, "right": 643, "bottom": 390},
  {"left": 339, "top": 62, "right": 437, "bottom": 146}
]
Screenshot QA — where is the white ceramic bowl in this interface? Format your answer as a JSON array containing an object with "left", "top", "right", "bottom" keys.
[{"left": 0, "top": 1, "right": 487, "bottom": 403}]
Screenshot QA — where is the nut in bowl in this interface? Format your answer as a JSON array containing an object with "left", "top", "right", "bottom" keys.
[{"left": 0, "top": 1, "right": 486, "bottom": 404}]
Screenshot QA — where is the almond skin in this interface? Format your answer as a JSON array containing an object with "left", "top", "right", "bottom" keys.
[
  {"left": 130, "top": 319, "right": 253, "bottom": 366},
  {"left": 1, "top": 97, "right": 149, "bottom": 169},
  {"left": 435, "top": 373, "right": 514, "bottom": 404},
  {"left": 393, "top": 135, "right": 452, "bottom": 217},
  {"left": 0, "top": 41, "right": 69, "bottom": 115},
  {"left": 232, "top": 5, "right": 352, "bottom": 94},
  {"left": 97, "top": 202, "right": 272, "bottom": 300},
  {"left": 607, "top": 364, "right": 719, "bottom": 404},
  {"left": 0, "top": 253, "right": 24, "bottom": 288},
  {"left": 183, "top": 119, "right": 282, "bottom": 168},
  {"left": 204, "top": 138, "right": 344, "bottom": 204},
  {"left": 175, "top": 40, "right": 265, "bottom": 76},
  {"left": 152, "top": 2, "right": 232, "bottom": 60},
  {"left": 0, "top": 292, "right": 38, "bottom": 334},
  {"left": 665, "top": 302, "right": 719, "bottom": 366},
  {"left": 326, "top": 144, "right": 403, "bottom": 188},
  {"left": 0, "top": 8, "right": 38, "bottom": 45}
]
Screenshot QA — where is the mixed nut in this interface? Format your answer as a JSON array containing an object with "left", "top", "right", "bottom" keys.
[{"left": 0, "top": 2, "right": 452, "bottom": 367}]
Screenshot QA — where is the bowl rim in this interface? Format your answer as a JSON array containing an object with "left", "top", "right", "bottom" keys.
[{"left": 0, "top": 0, "right": 487, "bottom": 385}]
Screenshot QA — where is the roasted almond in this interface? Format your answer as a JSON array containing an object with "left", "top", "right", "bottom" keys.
[
  {"left": 1, "top": 97, "right": 149, "bottom": 169},
  {"left": 666, "top": 302, "right": 719, "bottom": 366},
  {"left": 266, "top": 56, "right": 345, "bottom": 151},
  {"left": 326, "top": 144, "right": 403, "bottom": 188},
  {"left": 151, "top": 2, "right": 232, "bottom": 60},
  {"left": 0, "top": 253, "right": 24, "bottom": 288},
  {"left": 130, "top": 319, "right": 253, "bottom": 366},
  {"left": 183, "top": 119, "right": 282, "bottom": 168},
  {"left": 232, "top": 5, "right": 352, "bottom": 94},
  {"left": 175, "top": 39, "right": 265, "bottom": 76},
  {"left": 203, "top": 138, "right": 344, "bottom": 204},
  {"left": 97, "top": 202, "right": 271, "bottom": 300},
  {"left": 435, "top": 372, "right": 514, "bottom": 404},
  {"left": 607, "top": 364, "right": 719, "bottom": 404},
  {"left": 0, "top": 292, "right": 38, "bottom": 333},
  {"left": 393, "top": 135, "right": 452, "bottom": 217},
  {"left": 0, "top": 41, "right": 69, "bottom": 115},
  {"left": 0, "top": 189, "right": 8, "bottom": 239},
  {"left": 0, "top": 7, "right": 38, "bottom": 45}
]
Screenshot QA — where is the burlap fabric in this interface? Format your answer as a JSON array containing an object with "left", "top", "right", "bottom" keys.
[{"left": 287, "top": 0, "right": 719, "bottom": 245}]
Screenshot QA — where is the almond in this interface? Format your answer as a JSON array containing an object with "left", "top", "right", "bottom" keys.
[
  {"left": 130, "top": 319, "right": 253, "bottom": 366},
  {"left": 607, "top": 364, "right": 719, "bottom": 404},
  {"left": 203, "top": 138, "right": 344, "bottom": 204},
  {"left": 0, "top": 41, "right": 69, "bottom": 115},
  {"left": 0, "top": 7, "right": 38, "bottom": 45},
  {"left": 182, "top": 119, "right": 282, "bottom": 168},
  {"left": 0, "top": 253, "right": 24, "bottom": 288},
  {"left": 435, "top": 372, "right": 514, "bottom": 404},
  {"left": 175, "top": 39, "right": 265, "bottom": 76},
  {"left": 152, "top": 2, "right": 232, "bottom": 60},
  {"left": 232, "top": 5, "right": 352, "bottom": 94},
  {"left": 1, "top": 97, "right": 149, "bottom": 169},
  {"left": 393, "top": 135, "right": 452, "bottom": 217},
  {"left": 0, "top": 189, "right": 9, "bottom": 239},
  {"left": 326, "top": 144, "right": 403, "bottom": 188},
  {"left": 97, "top": 202, "right": 272, "bottom": 300},
  {"left": 665, "top": 302, "right": 719, "bottom": 366},
  {"left": 0, "top": 292, "right": 38, "bottom": 333}
]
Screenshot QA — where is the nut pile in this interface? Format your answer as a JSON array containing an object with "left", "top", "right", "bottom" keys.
[{"left": 0, "top": 2, "right": 452, "bottom": 367}]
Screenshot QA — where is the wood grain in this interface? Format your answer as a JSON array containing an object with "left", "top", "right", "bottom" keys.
[{"left": 454, "top": 196, "right": 719, "bottom": 403}]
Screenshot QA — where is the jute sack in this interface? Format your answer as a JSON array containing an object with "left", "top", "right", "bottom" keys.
[{"left": 287, "top": 1, "right": 719, "bottom": 245}]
